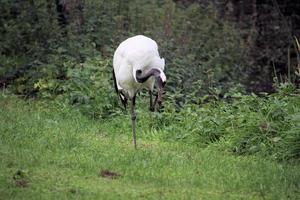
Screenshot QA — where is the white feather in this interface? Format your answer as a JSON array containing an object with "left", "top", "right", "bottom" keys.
[{"left": 113, "top": 35, "right": 166, "bottom": 98}]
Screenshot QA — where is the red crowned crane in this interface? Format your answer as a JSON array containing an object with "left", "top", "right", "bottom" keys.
[{"left": 112, "top": 35, "right": 166, "bottom": 149}]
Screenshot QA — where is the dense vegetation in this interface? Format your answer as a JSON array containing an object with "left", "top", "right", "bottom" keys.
[{"left": 0, "top": 0, "right": 300, "bottom": 199}]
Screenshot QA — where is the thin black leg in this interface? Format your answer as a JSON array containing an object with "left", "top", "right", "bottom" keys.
[{"left": 131, "top": 96, "right": 137, "bottom": 149}]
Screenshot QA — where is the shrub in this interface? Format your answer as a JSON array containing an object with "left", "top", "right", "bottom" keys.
[
  {"left": 33, "top": 56, "right": 120, "bottom": 119},
  {"left": 140, "top": 88, "right": 300, "bottom": 163}
]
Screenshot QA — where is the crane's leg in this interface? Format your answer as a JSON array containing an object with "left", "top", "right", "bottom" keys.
[
  {"left": 149, "top": 90, "right": 154, "bottom": 112},
  {"left": 131, "top": 96, "right": 137, "bottom": 149}
]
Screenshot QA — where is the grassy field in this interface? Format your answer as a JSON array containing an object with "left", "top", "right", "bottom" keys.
[{"left": 0, "top": 93, "right": 299, "bottom": 199}]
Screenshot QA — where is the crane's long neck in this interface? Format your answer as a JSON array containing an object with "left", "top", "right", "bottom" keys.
[
  {"left": 135, "top": 68, "right": 165, "bottom": 83},
  {"left": 136, "top": 68, "right": 166, "bottom": 112}
]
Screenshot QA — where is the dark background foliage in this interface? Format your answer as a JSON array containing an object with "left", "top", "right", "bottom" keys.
[{"left": 1, "top": 0, "right": 299, "bottom": 96}]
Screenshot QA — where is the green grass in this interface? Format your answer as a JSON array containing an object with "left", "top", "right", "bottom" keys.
[{"left": 0, "top": 94, "right": 299, "bottom": 199}]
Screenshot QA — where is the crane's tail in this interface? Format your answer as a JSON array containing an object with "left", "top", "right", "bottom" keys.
[
  {"left": 112, "top": 69, "right": 128, "bottom": 110},
  {"left": 112, "top": 69, "right": 119, "bottom": 94}
]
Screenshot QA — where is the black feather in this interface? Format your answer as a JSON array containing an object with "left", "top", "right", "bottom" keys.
[{"left": 112, "top": 69, "right": 127, "bottom": 110}]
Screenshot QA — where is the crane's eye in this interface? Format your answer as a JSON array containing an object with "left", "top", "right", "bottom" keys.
[{"left": 136, "top": 70, "right": 142, "bottom": 75}]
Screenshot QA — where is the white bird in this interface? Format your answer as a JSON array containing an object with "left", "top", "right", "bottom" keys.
[{"left": 112, "top": 35, "right": 167, "bottom": 149}]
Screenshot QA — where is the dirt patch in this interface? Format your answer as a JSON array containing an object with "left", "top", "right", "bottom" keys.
[
  {"left": 13, "top": 170, "right": 28, "bottom": 188},
  {"left": 15, "top": 179, "right": 28, "bottom": 188},
  {"left": 99, "top": 169, "right": 121, "bottom": 179}
]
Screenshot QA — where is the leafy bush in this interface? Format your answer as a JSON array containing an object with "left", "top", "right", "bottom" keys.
[
  {"left": 157, "top": 2, "right": 248, "bottom": 104},
  {"left": 0, "top": 1, "right": 61, "bottom": 57},
  {"left": 33, "top": 56, "right": 119, "bottom": 119},
  {"left": 124, "top": 88, "right": 299, "bottom": 163},
  {"left": 62, "top": 57, "right": 119, "bottom": 119},
  {"left": 183, "top": 91, "right": 299, "bottom": 162}
]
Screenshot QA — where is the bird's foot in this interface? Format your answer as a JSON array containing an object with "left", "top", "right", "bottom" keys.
[
  {"left": 131, "top": 112, "right": 136, "bottom": 120},
  {"left": 149, "top": 106, "right": 155, "bottom": 112}
]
